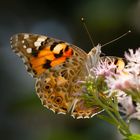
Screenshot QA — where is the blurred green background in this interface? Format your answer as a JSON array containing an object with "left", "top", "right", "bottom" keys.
[{"left": 1, "top": 0, "right": 140, "bottom": 140}]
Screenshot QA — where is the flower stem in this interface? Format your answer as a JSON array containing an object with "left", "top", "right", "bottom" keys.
[{"left": 89, "top": 87, "right": 132, "bottom": 137}]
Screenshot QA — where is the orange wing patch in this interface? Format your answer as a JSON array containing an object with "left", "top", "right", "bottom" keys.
[{"left": 30, "top": 43, "right": 73, "bottom": 75}]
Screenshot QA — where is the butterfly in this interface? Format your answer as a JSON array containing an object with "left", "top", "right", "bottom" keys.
[{"left": 10, "top": 33, "right": 124, "bottom": 119}]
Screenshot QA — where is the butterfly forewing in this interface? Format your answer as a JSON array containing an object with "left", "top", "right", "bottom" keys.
[{"left": 10, "top": 33, "right": 82, "bottom": 77}]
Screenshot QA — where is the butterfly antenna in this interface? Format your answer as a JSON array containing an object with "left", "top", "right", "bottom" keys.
[
  {"left": 81, "top": 17, "right": 95, "bottom": 47},
  {"left": 102, "top": 30, "right": 131, "bottom": 47}
]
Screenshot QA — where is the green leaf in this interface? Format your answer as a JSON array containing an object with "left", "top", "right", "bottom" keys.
[{"left": 124, "top": 134, "right": 140, "bottom": 140}]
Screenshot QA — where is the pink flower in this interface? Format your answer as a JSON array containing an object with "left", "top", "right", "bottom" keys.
[
  {"left": 105, "top": 71, "right": 132, "bottom": 91},
  {"left": 90, "top": 57, "right": 117, "bottom": 77},
  {"left": 106, "top": 47, "right": 140, "bottom": 94}
]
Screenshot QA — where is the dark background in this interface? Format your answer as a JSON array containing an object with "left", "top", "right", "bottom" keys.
[{"left": 1, "top": 0, "right": 140, "bottom": 140}]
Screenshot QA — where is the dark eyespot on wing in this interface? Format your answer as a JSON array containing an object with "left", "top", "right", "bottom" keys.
[
  {"left": 45, "top": 85, "right": 50, "bottom": 89},
  {"left": 32, "top": 48, "right": 39, "bottom": 57},
  {"left": 43, "top": 59, "right": 51, "bottom": 69}
]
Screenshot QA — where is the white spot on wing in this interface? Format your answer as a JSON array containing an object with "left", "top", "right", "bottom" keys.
[
  {"left": 34, "top": 36, "right": 47, "bottom": 48},
  {"left": 34, "top": 41, "right": 41, "bottom": 47},
  {"left": 77, "top": 116, "right": 83, "bottom": 119},
  {"left": 71, "top": 114, "right": 75, "bottom": 118},
  {"left": 23, "top": 45, "right": 26, "bottom": 48},
  {"left": 50, "top": 108, "right": 55, "bottom": 113},
  {"left": 26, "top": 48, "right": 32, "bottom": 53},
  {"left": 44, "top": 104, "right": 49, "bottom": 109},
  {"left": 84, "top": 116, "right": 89, "bottom": 119},
  {"left": 53, "top": 44, "right": 65, "bottom": 54},
  {"left": 57, "top": 111, "right": 66, "bottom": 115}
]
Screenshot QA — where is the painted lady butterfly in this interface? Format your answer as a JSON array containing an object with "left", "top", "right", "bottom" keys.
[{"left": 10, "top": 33, "right": 124, "bottom": 119}]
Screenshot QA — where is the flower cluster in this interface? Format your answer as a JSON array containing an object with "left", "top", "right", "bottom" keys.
[
  {"left": 82, "top": 46, "right": 140, "bottom": 138},
  {"left": 105, "top": 48, "right": 140, "bottom": 108}
]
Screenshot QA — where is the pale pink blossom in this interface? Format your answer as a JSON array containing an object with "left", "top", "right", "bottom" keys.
[
  {"left": 117, "top": 94, "right": 136, "bottom": 116},
  {"left": 125, "top": 48, "right": 140, "bottom": 64},
  {"left": 125, "top": 48, "right": 140, "bottom": 76},
  {"left": 106, "top": 47, "right": 140, "bottom": 94},
  {"left": 105, "top": 71, "right": 134, "bottom": 91},
  {"left": 90, "top": 57, "right": 117, "bottom": 77}
]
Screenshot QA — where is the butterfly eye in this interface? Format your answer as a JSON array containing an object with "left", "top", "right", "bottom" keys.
[{"left": 55, "top": 96, "right": 63, "bottom": 104}]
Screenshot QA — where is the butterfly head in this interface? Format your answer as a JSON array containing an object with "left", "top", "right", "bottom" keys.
[{"left": 86, "top": 44, "right": 102, "bottom": 71}]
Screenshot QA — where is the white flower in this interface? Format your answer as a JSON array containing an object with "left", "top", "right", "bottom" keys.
[
  {"left": 117, "top": 93, "right": 140, "bottom": 120},
  {"left": 125, "top": 48, "right": 140, "bottom": 64},
  {"left": 117, "top": 94, "right": 136, "bottom": 116},
  {"left": 125, "top": 48, "right": 140, "bottom": 76},
  {"left": 105, "top": 71, "right": 133, "bottom": 91}
]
